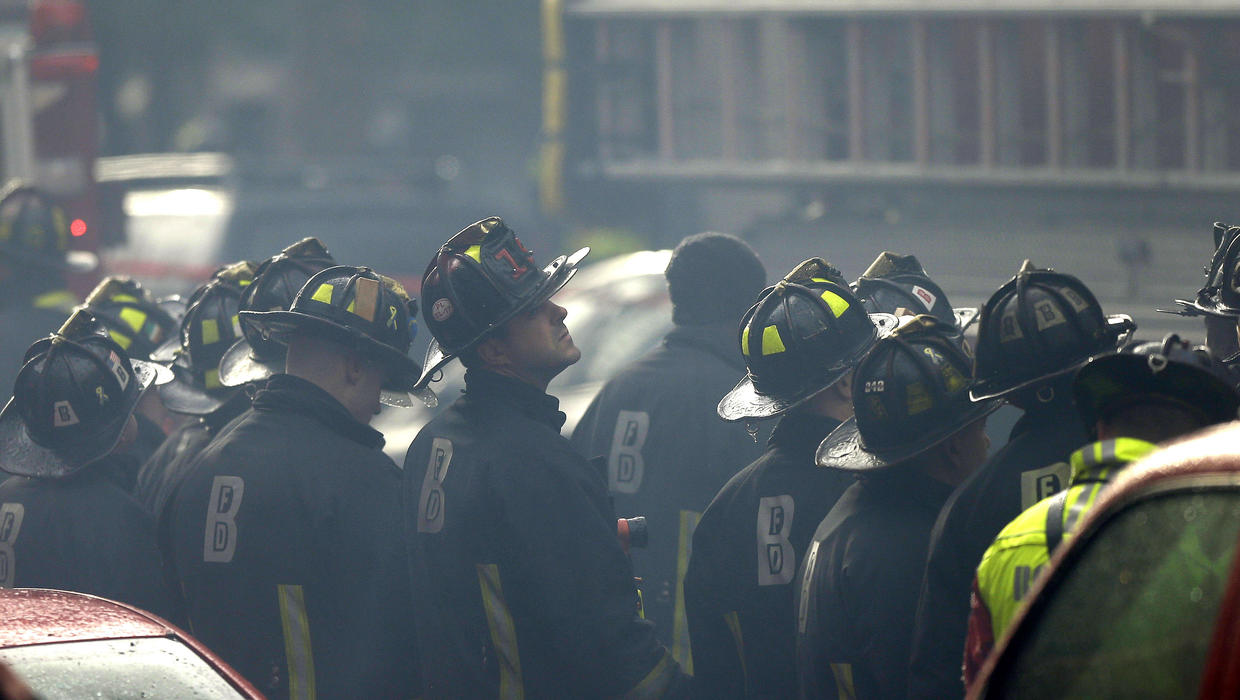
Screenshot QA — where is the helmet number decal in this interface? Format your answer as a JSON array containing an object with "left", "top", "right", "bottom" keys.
[
  {"left": 0, "top": 503, "right": 25, "bottom": 587},
  {"left": 52, "top": 400, "right": 80, "bottom": 427},
  {"left": 417, "top": 437, "right": 454, "bottom": 533},
  {"left": 911, "top": 285, "right": 937, "bottom": 312},
  {"left": 494, "top": 247, "right": 530, "bottom": 279},
  {"left": 203, "top": 476, "right": 245, "bottom": 563},
  {"left": 757, "top": 495, "right": 795, "bottom": 586},
  {"left": 106, "top": 351, "right": 130, "bottom": 390},
  {"left": 607, "top": 410, "right": 649, "bottom": 495}
]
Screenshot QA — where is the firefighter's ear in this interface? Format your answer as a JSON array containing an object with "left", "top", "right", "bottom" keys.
[
  {"left": 475, "top": 335, "right": 508, "bottom": 369},
  {"left": 342, "top": 348, "right": 368, "bottom": 387}
]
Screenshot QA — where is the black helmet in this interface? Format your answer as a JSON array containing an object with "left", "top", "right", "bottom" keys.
[
  {"left": 218, "top": 238, "right": 336, "bottom": 387},
  {"left": 852, "top": 252, "right": 972, "bottom": 330},
  {"left": 817, "top": 315, "right": 1001, "bottom": 471},
  {"left": 717, "top": 258, "right": 897, "bottom": 422},
  {"left": 1163, "top": 222, "right": 1240, "bottom": 318},
  {"left": 241, "top": 265, "right": 435, "bottom": 406},
  {"left": 0, "top": 182, "right": 96, "bottom": 273},
  {"left": 416, "top": 216, "right": 589, "bottom": 389},
  {"left": 150, "top": 260, "right": 258, "bottom": 364},
  {"left": 81, "top": 277, "right": 179, "bottom": 361},
  {"left": 0, "top": 312, "right": 165, "bottom": 478},
  {"left": 971, "top": 261, "right": 1134, "bottom": 401},
  {"left": 1074, "top": 334, "right": 1240, "bottom": 435},
  {"left": 157, "top": 280, "right": 245, "bottom": 416}
]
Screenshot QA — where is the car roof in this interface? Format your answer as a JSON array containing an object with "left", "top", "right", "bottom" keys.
[
  {"left": 971, "top": 421, "right": 1240, "bottom": 697},
  {"left": 0, "top": 589, "right": 174, "bottom": 648}
]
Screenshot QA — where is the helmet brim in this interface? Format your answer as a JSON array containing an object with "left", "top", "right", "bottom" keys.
[
  {"left": 815, "top": 397, "right": 1002, "bottom": 472},
  {"left": 716, "top": 313, "right": 899, "bottom": 422},
  {"left": 0, "top": 359, "right": 160, "bottom": 478},
  {"left": 414, "top": 246, "right": 590, "bottom": 391},
  {"left": 239, "top": 309, "right": 422, "bottom": 395},
  {"left": 953, "top": 307, "right": 980, "bottom": 332},
  {"left": 1157, "top": 297, "right": 1240, "bottom": 320},
  {"left": 218, "top": 338, "right": 282, "bottom": 388},
  {"left": 1074, "top": 352, "right": 1240, "bottom": 432},
  {"left": 157, "top": 363, "right": 235, "bottom": 416}
]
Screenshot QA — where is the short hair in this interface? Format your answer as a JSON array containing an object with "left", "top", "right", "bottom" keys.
[
  {"left": 1100, "top": 396, "right": 1212, "bottom": 445},
  {"left": 665, "top": 232, "right": 766, "bottom": 326}
]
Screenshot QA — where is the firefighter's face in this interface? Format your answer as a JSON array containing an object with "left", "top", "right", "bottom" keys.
[{"left": 491, "top": 299, "right": 581, "bottom": 385}]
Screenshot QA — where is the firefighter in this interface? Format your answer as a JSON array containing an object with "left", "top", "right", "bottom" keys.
[
  {"left": 907, "top": 262, "right": 1132, "bottom": 699},
  {"left": 0, "top": 183, "right": 95, "bottom": 396},
  {"left": 405, "top": 216, "right": 689, "bottom": 699},
  {"left": 167, "top": 266, "right": 423, "bottom": 699},
  {"left": 963, "top": 334, "right": 1240, "bottom": 689},
  {"left": 140, "top": 240, "right": 336, "bottom": 521},
  {"left": 685, "top": 258, "right": 896, "bottom": 699},
  {"left": 796, "top": 315, "right": 998, "bottom": 700},
  {"left": 1161, "top": 221, "right": 1240, "bottom": 364},
  {"left": 0, "top": 310, "right": 175, "bottom": 618},
  {"left": 135, "top": 278, "right": 250, "bottom": 520},
  {"left": 80, "top": 274, "right": 201, "bottom": 478},
  {"left": 570, "top": 231, "right": 767, "bottom": 660}
]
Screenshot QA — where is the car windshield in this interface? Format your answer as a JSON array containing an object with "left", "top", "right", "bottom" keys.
[
  {"left": 986, "top": 488, "right": 1240, "bottom": 699},
  {"left": 0, "top": 637, "right": 247, "bottom": 699}
]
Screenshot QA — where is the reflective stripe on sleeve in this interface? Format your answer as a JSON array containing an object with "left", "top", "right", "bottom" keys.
[
  {"left": 477, "top": 563, "right": 524, "bottom": 700},
  {"left": 830, "top": 662, "right": 858, "bottom": 700},
  {"left": 723, "top": 611, "right": 748, "bottom": 687},
  {"left": 622, "top": 650, "right": 677, "bottom": 700},
  {"left": 277, "top": 583, "right": 316, "bottom": 700},
  {"left": 671, "top": 509, "right": 701, "bottom": 675}
]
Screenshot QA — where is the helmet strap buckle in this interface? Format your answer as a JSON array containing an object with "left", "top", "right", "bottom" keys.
[{"left": 1035, "top": 385, "right": 1055, "bottom": 403}]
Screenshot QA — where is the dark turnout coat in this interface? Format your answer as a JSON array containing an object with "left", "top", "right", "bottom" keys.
[
  {"left": 0, "top": 457, "right": 176, "bottom": 619},
  {"left": 684, "top": 412, "right": 853, "bottom": 699},
  {"left": 571, "top": 324, "right": 764, "bottom": 658},
  {"left": 796, "top": 467, "right": 955, "bottom": 700},
  {"left": 405, "top": 369, "right": 686, "bottom": 699},
  {"left": 168, "top": 374, "right": 417, "bottom": 699},
  {"left": 907, "top": 404, "right": 1086, "bottom": 699}
]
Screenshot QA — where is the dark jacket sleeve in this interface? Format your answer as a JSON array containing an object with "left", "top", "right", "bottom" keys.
[
  {"left": 684, "top": 507, "right": 745, "bottom": 700},
  {"left": 908, "top": 494, "right": 974, "bottom": 700},
  {"left": 109, "top": 499, "right": 180, "bottom": 622},
  {"left": 494, "top": 441, "right": 689, "bottom": 698}
]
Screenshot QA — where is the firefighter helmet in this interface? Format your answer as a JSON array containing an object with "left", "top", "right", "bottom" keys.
[
  {"left": 718, "top": 258, "right": 897, "bottom": 422},
  {"left": 157, "top": 279, "right": 246, "bottom": 416},
  {"left": 81, "top": 277, "right": 180, "bottom": 361},
  {"left": 416, "top": 216, "right": 589, "bottom": 389},
  {"left": 241, "top": 265, "right": 435, "bottom": 406},
  {"left": 1074, "top": 334, "right": 1240, "bottom": 436},
  {"left": 1164, "top": 222, "right": 1240, "bottom": 319},
  {"left": 852, "top": 251, "right": 962, "bottom": 327},
  {"left": 218, "top": 238, "right": 336, "bottom": 387},
  {"left": 0, "top": 182, "right": 96, "bottom": 273},
  {"left": 970, "top": 261, "right": 1134, "bottom": 401},
  {"left": 817, "top": 315, "right": 1000, "bottom": 471},
  {"left": 0, "top": 314, "right": 164, "bottom": 478}
]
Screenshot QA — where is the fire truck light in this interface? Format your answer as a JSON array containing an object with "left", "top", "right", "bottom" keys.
[{"left": 70, "top": 219, "right": 86, "bottom": 237}]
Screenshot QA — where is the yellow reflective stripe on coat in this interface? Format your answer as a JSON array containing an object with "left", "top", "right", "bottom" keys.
[
  {"left": 477, "top": 563, "right": 524, "bottom": 700},
  {"left": 671, "top": 509, "right": 700, "bottom": 675},
  {"left": 723, "top": 611, "right": 747, "bottom": 688},
  {"left": 623, "top": 650, "right": 678, "bottom": 700},
  {"left": 277, "top": 583, "right": 316, "bottom": 700},
  {"left": 830, "top": 662, "right": 858, "bottom": 700}
]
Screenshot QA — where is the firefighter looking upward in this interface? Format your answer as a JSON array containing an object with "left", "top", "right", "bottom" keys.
[
  {"left": 404, "top": 216, "right": 689, "bottom": 699},
  {"left": 570, "top": 231, "right": 767, "bottom": 664},
  {"left": 685, "top": 258, "right": 895, "bottom": 699}
]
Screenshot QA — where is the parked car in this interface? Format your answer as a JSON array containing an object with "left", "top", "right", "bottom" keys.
[
  {"left": 0, "top": 588, "right": 263, "bottom": 699},
  {"left": 968, "top": 421, "right": 1240, "bottom": 699},
  {"left": 372, "top": 248, "right": 674, "bottom": 460}
]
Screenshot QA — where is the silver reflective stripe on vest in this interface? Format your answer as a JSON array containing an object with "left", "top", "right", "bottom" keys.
[
  {"left": 277, "top": 583, "right": 316, "bottom": 700},
  {"left": 477, "top": 563, "right": 524, "bottom": 699}
]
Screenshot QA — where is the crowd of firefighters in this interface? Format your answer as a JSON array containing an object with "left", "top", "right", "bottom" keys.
[{"left": 0, "top": 179, "right": 1237, "bottom": 699}]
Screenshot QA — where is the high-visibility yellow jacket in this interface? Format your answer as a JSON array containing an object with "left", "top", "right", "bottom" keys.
[{"left": 963, "top": 438, "right": 1158, "bottom": 684}]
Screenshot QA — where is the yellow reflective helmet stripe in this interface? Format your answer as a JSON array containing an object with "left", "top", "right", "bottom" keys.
[
  {"left": 201, "top": 319, "right": 220, "bottom": 346},
  {"left": 107, "top": 329, "right": 133, "bottom": 350},
  {"left": 761, "top": 325, "right": 785, "bottom": 355},
  {"left": 464, "top": 245, "right": 483, "bottom": 263},
  {"left": 311, "top": 283, "right": 334, "bottom": 305},
  {"left": 819, "top": 290, "right": 850, "bottom": 318},
  {"left": 204, "top": 368, "right": 222, "bottom": 390},
  {"left": 740, "top": 326, "right": 751, "bottom": 356},
  {"left": 277, "top": 584, "right": 316, "bottom": 700},
  {"left": 118, "top": 306, "right": 148, "bottom": 333}
]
